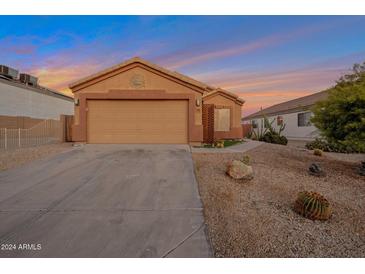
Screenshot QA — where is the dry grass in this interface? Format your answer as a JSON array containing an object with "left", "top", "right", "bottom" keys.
[
  {"left": 193, "top": 143, "right": 365, "bottom": 257},
  {"left": 0, "top": 143, "right": 72, "bottom": 171}
]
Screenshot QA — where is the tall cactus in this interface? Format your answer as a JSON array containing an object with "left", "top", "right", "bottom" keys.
[
  {"left": 278, "top": 122, "right": 286, "bottom": 136},
  {"left": 294, "top": 191, "right": 332, "bottom": 220}
]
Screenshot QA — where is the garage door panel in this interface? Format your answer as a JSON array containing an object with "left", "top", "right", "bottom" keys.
[{"left": 87, "top": 100, "right": 188, "bottom": 144}]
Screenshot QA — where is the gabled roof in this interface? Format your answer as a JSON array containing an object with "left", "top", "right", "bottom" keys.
[
  {"left": 69, "top": 57, "right": 215, "bottom": 92},
  {"left": 243, "top": 90, "right": 329, "bottom": 120},
  {"left": 203, "top": 88, "right": 245, "bottom": 105}
]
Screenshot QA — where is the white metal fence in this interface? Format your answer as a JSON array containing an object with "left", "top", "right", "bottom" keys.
[{"left": 0, "top": 119, "right": 61, "bottom": 150}]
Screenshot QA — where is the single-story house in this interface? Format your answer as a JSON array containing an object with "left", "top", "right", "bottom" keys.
[
  {"left": 0, "top": 66, "right": 74, "bottom": 128},
  {"left": 242, "top": 90, "right": 328, "bottom": 141},
  {"left": 69, "top": 57, "right": 245, "bottom": 145}
]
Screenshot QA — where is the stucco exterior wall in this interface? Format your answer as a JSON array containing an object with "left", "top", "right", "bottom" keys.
[
  {"left": 0, "top": 81, "right": 74, "bottom": 120},
  {"left": 247, "top": 111, "right": 320, "bottom": 140},
  {"left": 73, "top": 66, "right": 202, "bottom": 126},
  {"left": 203, "top": 94, "right": 243, "bottom": 139},
  {"left": 72, "top": 64, "right": 204, "bottom": 143}
]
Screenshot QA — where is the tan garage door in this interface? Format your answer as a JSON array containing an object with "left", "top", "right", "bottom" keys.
[{"left": 87, "top": 100, "right": 188, "bottom": 144}]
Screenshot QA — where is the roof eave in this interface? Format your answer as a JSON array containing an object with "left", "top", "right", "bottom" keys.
[
  {"left": 203, "top": 88, "right": 245, "bottom": 105},
  {"left": 69, "top": 57, "right": 212, "bottom": 93}
]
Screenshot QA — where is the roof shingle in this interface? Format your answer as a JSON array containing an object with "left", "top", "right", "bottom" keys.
[{"left": 243, "top": 90, "right": 328, "bottom": 120}]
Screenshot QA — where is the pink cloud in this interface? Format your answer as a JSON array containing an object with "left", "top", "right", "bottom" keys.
[
  {"left": 187, "top": 67, "right": 339, "bottom": 117},
  {"left": 214, "top": 68, "right": 344, "bottom": 90},
  {"left": 28, "top": 62, "right": 102, "bottom": 95},
  {"left": 188, "top": 52, "right": 363, "bottom": 117},
  {"left": 239, "top": 90, "right": 315, "bottom": 117},
  {"left": 0, "top": 36, "right": 38, "bottom": 55}
]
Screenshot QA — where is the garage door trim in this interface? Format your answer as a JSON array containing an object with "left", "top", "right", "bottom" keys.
[{"left": 75, "top": 89, "right": 201, "bottom": 143}]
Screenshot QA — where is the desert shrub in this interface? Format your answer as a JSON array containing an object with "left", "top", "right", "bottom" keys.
[
  {"left": 260, "top": 131, "right": 288, "bottom": 145},
  {"left": 278, "top": 135, "right": 288, "bottom": 145},
  {"left": 313, "top": 149, "right": 323, "bottom": 156},
  {"left": 306, "top": 138, "right": 362, "bottom": 153},
  {"left": 253, "top": 116, "right": 288, "bottom": 145},
  {"left": 306, "top": 138, "right": 331, "bottom": 151},
  {"left": 294, "top": 191, "right": 332, "bottom": 221}
]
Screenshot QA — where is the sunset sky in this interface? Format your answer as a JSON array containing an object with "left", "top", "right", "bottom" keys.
[{"left": 1, "top": 16, "right": 365, "bottom": 116}]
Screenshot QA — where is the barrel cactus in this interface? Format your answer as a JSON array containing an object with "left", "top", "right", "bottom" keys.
[{"left": 294, "top": 191, "right": 332, "bottom": 220}]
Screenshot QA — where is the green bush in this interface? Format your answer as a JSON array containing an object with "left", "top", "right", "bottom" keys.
[
  {"left": 260, "top": 132, "right": 288, "bottom": 145},
  {"left": 306, "top": 138, "right": 331, "bottom": 151},
  {"left": 306, "top": 138, "right": 362, "bottom": 153},
  {"left": 253, "top": 115, "right": 288, "bottom": 145},
  {"left": 311, "top": 62, "right": 365, "bottom": 153}
]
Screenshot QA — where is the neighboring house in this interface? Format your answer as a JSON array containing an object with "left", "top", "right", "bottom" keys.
[
  {"left": 242, "top": 90, "right": 329, "bottom": 141},
  {"left": 0, "top": 66, "right": 74, "bottom": 125},
  {"left": 69, "top": 57, "right": 245, "bottom": 144}
]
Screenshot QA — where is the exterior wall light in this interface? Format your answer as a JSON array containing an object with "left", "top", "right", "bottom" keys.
[
  {"left": 196, "top": 98, "right": 201, "bottom": 107},
  {"left": 74, "top": 98, "right": 79, "bottom": 106}
]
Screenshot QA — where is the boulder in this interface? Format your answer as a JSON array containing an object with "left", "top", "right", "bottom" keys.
[
  {"left": 226, "top": 160, "right": 253, "bottom": 180},
  {"left": 308, "top": 163, "right": 326, "bottom": 177},
  {"left": 358, "top": 161, "right": 365, "bottom": 176}
]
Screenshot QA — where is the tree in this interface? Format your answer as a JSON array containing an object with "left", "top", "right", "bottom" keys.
[{"left": 311, "top": 62, "right": 365, "bottom": 152}]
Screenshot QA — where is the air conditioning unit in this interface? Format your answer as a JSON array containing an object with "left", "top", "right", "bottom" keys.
[
  {"left": 0, "top": 65, "right": 19, "bottom": 79},
  {"left": 20, "top": 73, "right": 38, "bottom": 86}
]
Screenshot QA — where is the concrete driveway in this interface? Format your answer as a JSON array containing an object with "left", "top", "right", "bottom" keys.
[{"left": 0, "top": 145, "right": 211, "bottom": 257}]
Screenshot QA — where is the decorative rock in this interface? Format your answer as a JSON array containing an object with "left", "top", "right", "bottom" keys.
[
  {"left": 226, "top": 160, "right": 253, "bottom": 180},
  {"left": 308, "top": 163, "right": 326, "bottom": 177},
  {"left": 213, "top": 140, "right": 225, "bottom": 148},
  {"left": 72, "top": 143, "right": 83, "bottom": 147},
  {"left": 241, "top": 155, "right": 250, "bottom": 165},
  {"left": 358, "top": 161, "right": 365, "bottom": 176}
]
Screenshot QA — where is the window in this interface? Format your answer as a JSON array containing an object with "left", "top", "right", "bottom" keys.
[
  {"left": 298, "top": 112, "right": 312, "bottom": 127},
  {"left": 214, "top": 108, "right": 231, "bottom": 132},
  {"left": 277, "top": 116, "right": 283, "bottom": 126},
  {"left": 251, "top": 120, "right": 258, "bottom": 129}
]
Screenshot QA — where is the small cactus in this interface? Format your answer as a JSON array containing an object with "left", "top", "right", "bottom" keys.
[
  {"left": 241, "top": 155, "right": 250, "bottom": 165},
  {"left": 294, "top": 191, "right": 332, "bottom": 220},
  {"left": 214, "top": 140, "right": 225, "bottom": 148},
  {"left": 313, "top": 149, "right": 323, "bottom": 156}
]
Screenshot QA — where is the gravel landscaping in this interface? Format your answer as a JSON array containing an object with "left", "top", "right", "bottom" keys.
[
  {"left": 0, "top": 143, "right": 72, "bottom": 171},
  {"left": 193, "top": 143, "right": 365, "bottom": 257}
]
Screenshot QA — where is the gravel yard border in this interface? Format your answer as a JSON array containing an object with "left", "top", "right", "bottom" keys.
[
  {"left": 0, "top": 143, "right": 73, "bottom": 171},
  {"left": 193, "top": 143, "right": 365, "bottom": 257}
]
